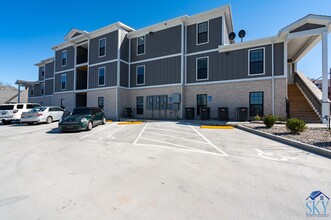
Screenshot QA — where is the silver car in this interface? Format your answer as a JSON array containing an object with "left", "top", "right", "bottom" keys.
[{"left": 20, "top": 106, "right": 64, "bottom": 125}]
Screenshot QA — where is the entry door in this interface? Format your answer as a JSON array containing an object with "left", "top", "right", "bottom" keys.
[{"left": 197, "top": 94, "right": 207, "bottom": 115}]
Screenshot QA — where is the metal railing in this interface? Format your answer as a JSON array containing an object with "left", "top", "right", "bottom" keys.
[{"left": 294, "top": 72, "right": 322, "bottom": 119}]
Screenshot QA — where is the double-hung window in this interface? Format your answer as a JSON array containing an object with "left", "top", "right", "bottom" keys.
[
  {"left": 136, "top": 65, "right": 145, "bottom": 85},
  {"left": 61, "top": 50, "right": 67, "bottom": 66},
  {"left": 61, "top": 74, "right": 66, "bottom": 90},
  {"left": 99, "top": 38, "right": 106, "bottom": 57},
  {"left": 41, "top": 66, "right": 45, "bottom": 78},
  {"left": 137, "top": 36, "right": 145, "bottom": 55},
  {"left": 98, "top": 67, "right": 105, "bottom": 86},
  {"left": 249, "top": 48, "right": 264, "bottom": 75},
  {"left": 249, "top": 92, "right": 264, "bottom": 116},
  {"left": 196, "top": 57, "right": 208, "bottom": 80},
  {"left": 197, "top": 21, "right": 208, "bottom": 44}
]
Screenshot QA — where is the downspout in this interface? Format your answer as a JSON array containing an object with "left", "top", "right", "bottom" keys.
[
  {"left": 116, "top": 29, "right": 121, "bottom": 120},
  {"left": 271, "top": 37, "right": 275, "bottom": 115},
  {"left": 180, "top": 17, "right": 186, "bottom": 119}
]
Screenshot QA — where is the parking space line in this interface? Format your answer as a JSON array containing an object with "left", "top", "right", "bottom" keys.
[
  {"left": 187, "top": 123, "right": 229, "bottom": 157},
  {"left": 79, "top": 123, "right": 115, "bottom": 140},
  {"left": 144, "top": 131, "right": 208, "bottom": 144},
  {"left": 135, "top": 143, "right": 224, "bottom": 157},
  {"left": 133, "top": 122, "right": 149, "bottom": 144},
  {"left": 150, "top": 124, "right": 194, "bottom": 131},
  {"left": 145, "top": 127, "right": 200, "bottom": 136}
]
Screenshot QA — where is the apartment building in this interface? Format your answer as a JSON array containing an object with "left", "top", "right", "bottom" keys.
[{"left": 25, "top": 5, "right": 331, "bottom": 122}]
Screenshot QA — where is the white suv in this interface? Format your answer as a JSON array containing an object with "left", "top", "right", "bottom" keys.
[{"left": 0, "top": 103, "right": 42, "bottom": 124}]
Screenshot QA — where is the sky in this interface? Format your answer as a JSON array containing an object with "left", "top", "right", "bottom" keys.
[{"left": 0, "top": 0, "right": 330, "bottom": 86}]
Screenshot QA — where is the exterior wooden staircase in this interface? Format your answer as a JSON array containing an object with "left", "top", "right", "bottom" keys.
[{"left": 288, "top": 84, "right": 321, "bottom": 123}]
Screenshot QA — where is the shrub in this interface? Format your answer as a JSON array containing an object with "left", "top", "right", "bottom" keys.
[
  {"left": 263, "top": 114, "right": 277, "bottom": 128},
  {"left": 286, "top": 118, "right": 307, "bottom": 134},
  {"left": 254, "top": 115, "right": 261, "bottom": 121}
]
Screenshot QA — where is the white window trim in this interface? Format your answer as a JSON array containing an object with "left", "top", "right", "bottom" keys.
[
  {"left": 196, "top": 21, "right": 209, "bottom": 46},
  {"left": 61, "top": 50, "right": 67, "bottom": 67},
  {"left": 98, "top": 67, "right": 106, "bottom": 86},
  {"left": 136, "top": 36, "right": 146, "bottom": 56},
  {"left": 61, "top": 74, "right": 66, "bottom": 90},
  {"left": 196, "top": 56, "right": 209, "bottom": 81},
  {"left": 136, "top": 65, "right": 145, "bottom": 85},
  {"left": 248, "top": 47, "right": 265, "bottom": 76},
  {"left": 99, "top": 38, "right": 106, "bottom": 58}
]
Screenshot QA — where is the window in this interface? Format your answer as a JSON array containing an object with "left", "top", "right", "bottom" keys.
[
  {"left": 136, "top": 65, "right": 145, "bottom": 85},
  {"left": 98, "top": 67, "right": 105, "bottom": 86},
  {"left": 196, "top": 57, "right": 208, "bottom": 80},
  {"left": 17, "top": 105, "right": 23, "bottom": 109},
  {"left": 98, "top": 97, "right": 104, "bottom": 109},
  {"left": 137, "top": 36, "right": 145, "bottom": 55},
  {"left": 41, "top": 66, "right": 45, "bottom": 77},
  {"left": 136, "top": 96, "right": 144, "bottom": 115},
  {"left": 249, "top": 48, "right": 264, "bottom": 75},
  {"left": 197, "top": 21, "right": 208, "bottom": 44},
  {"left": 30, "top": 86, "right": 34, "bottom": 96},
  {"left": 99, "top": 38, "right": 106, "bottom": 57},
  {"left": 61, "top": 50, "right": 67, "bottom": 66},
  {"left": 197, "top": 94, "right": 207, "bottom": 115},
  {"left": 60, "top": 99, "right": 65, "bottom": 109},
  {"left": 61, "top": 74, "right": 66, "bottom": 90},
  {"left": 41, "top": 83, "right": 44, "bottom": 95},
  {"left": 249, "top": 92, "right": 264, "bottom": 116}
]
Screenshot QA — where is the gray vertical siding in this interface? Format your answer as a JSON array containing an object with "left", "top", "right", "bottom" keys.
[
  {"left": 89, "top": 31, "right": 118, "bottom": 65},
  {"left": 88, "top": 62, "right": 117, "bottom": 88},
  {"left": 45, "top": 61, "right": 54, "bottom": 79},
  {"left": 130, "top": 25, "right": 181, "bottom": 62},
  {"left": 38, "top": 66, "right": 45, "bottom": 81},
  {"left": 45, "top": 79, "right": 54, "bottom": 95},
  {"left": 54, "top": 70, "right": 74, "bottom": 92},
  {"left": 274, "top": 42, "right": 284, "bottom": 75},
  {"left": 120, "top": 36, "right": 129, "bottom": 62},
  {"left": 187, "top": 17, "right": 222, "bottom": 54},
  {"left": 186, "top": 44, "right": 285, "bottom": 83},
  {"left": 120, "top": 62, "right": 128, "bottom": 87},
  {"left": 130, "top": 56, "right": 181, "bottom": 87},
  {"left": 33, "top": 84, "right": 41, "bottom": 96},
  {"left": 55, "top": 46, "right": 75, "bottom": 72}
]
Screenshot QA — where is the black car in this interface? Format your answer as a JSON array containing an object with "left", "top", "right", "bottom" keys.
[{"left": 58, "top": 107, "right": 106, "bottom": 132}]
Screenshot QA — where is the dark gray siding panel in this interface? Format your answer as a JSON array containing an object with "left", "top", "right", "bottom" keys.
[
  {"left": 120, "top": 36, "right": 129, "bottom": 62},
  {"left": 45, "top": 79, "right": 54, "bottom": 95},
  {"left": 55, "top": 46, "right": 75, "bottom": 72},
  {"left": 89, "top": 31, "right": 118, "bottom": 65},
  {"left": 120, "top": 62, "right": 128, "bottom": 87},
  {"left": 34, "top": 84, "right": 41, "bottom": 97},
  {"left": 131, "top": 25, "right": 181, "bottom": 62},
  {"left": 290, "top": 23, "right": 325, "bottom": 33},
  {"left": 274, "top": 43, "right": 284, "bottom": 75},
  {"left": 130, "top": 56, "right": 181, "bottom": 87},
  {"left": 45, "top": 61, "right": 54, "bottom": 79},
  {"left": 88, "top": 62, "right": 117, "bottom": 89},
  {"left": 187, "top": 45, "right": 273, "bottom": 83},
  {"left": 187, "top": 17, "right": 222, "bottom": 54},
  {"left": 54, "top": 71, "right": 74, "bottom": 92}
]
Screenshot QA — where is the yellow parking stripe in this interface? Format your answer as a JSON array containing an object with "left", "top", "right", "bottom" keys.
[
  {"left": 200, "top": 125, "right": 233, "bottom": 129},
  {"left": 118, "top": 121, "right": 143, "bottom": 125}
]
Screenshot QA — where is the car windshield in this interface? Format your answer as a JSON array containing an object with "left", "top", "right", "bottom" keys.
[
  {"left": 71, "top": 108, "right": 92, "bottom": 115},
  {"left": 0, "top": 105, "right": 14, "bottom": 110},
  {"left": 31, "top": 107, "right": 46, "bottom": 112}
]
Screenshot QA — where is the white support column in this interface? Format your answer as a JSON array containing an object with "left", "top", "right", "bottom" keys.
[{"left": 321, "top": 31, "right": 330, "bottom": 123}]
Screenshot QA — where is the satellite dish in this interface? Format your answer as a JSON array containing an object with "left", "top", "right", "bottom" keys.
[
  {"left": 238, "top": 30, "right": 246, "bottom": 42},
  {"left": 228, "top": 32, "right": 236, "bottom": 41}
]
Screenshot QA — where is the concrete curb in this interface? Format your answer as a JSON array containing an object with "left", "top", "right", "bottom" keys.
[{"left": 235, "top": 124, "right": 331, "bottom": 159}]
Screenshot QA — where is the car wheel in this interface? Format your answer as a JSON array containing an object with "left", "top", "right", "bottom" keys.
[
  {"left": 86, "top": 121, "right": 93, "bottom": 131},
  {"left": 102, "top": 117, "right": 106, "bottom": 125},
  {"left": 2, "top": 120, "right": 11, "bottom": 125},
  {"left": 46, "top": 116, "right": 53, "bottom": 124},
  {"left": 27, "top": 122, "right": 34, "bottom": 125}
]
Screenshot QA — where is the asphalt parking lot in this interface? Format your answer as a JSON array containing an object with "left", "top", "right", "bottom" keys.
[{"left": 0, "top": 121, "right": 330, "bottom": 220}]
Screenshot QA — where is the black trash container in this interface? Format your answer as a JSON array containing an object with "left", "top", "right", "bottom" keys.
[
  {"left": 185, "top": 107, "right": 195, "bottom": 120},
  {"left": 218, "top": 107, "right": 228, "bottom": 121},
  {"left": 200, "top": 107, "right": 210, "bottom": 120},
  {"left": 237, "top": 107, "right": 248, "bottom": 121},
  {"left": 123, "top": 108, "right": 133, "bottom": 118}
]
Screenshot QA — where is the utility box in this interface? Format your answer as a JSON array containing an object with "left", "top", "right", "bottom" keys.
[
  {"left": 218, "top": 107, "right": 229, "bottom": 121},
  {"left": 123, "top": 108, "right": 133, "bottom": 118},
  {"left": 185, "top": 107, "right": 194, "bottom": 120},
  {"left": 200, "top": 107, "right": 210, "bottom": 120},
  {"left": 237, "top": 107, "right": 248, "bottom": 121}
]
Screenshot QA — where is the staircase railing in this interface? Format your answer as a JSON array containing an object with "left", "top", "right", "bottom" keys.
[{"left": 294, "top": 72, "right": 322, "bottom": 119}]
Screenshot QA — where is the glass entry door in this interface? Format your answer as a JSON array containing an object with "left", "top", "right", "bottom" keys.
[{"left": 197, "top": 94, "right": 207, "bottom": 115}]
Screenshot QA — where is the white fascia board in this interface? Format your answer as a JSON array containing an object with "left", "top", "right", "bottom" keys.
[
  {"left": 127, "top": 16, "right": 186, "bottom": 39},
  {"left": 34, "top": 57, "right": 55, "bottom": 66},
  {"left": 64, "top": 28, "right": 85, "bottom": 41},
  {"left": 88, "top": 22, "right": 133, "bottom": 39},
  {"left": 51, "top": 41, "right": 73, "bottom": 51},
  {"left": 218, "top": 36, "right": 283, "bottom": 53},
  {"left": 288, "top": 27, "right": 328, "bottom": 39}
]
